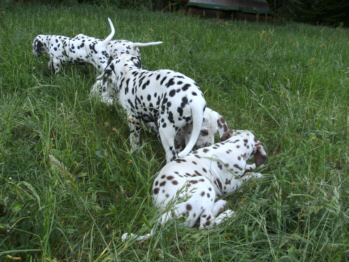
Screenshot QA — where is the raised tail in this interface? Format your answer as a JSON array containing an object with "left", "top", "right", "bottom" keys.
[
  {"left": 178, "top": 101, "right": 206, "bottom": 158},
  {"left": 130, "top": 41, "right": 163, "bottom": 48},
  {"left": 99, "top": 18, "right": 115, "bottom": 48}
]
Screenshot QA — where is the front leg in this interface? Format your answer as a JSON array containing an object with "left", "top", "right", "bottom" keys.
[
  {"left": 127, "top": 116, "right": 141, "bottom": 152},
  {"left": 245, "top": 163, "right": 256, "bottom": 171},
  {"left": 52, "top": 57, "right": 62, "bottom": 74},
  {"left": 48, "top": 59, "right": 53, "bottom": 71},
  {"left": 240, "top": 172, "right": 263, "bottom": 182}
]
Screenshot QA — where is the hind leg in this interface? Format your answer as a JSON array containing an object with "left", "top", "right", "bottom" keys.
[
  {"left": 211, "top": 199, "right": 228, "bottom": 217},
  {"left": 127, "top": 115, "right": 141, "bottom": 152},
  {"left": 158, "top": 121, "right": 178, "bottom": 163},
  {"left": 200, "top": 199, "right": 233, "bottom": 229},
  {"left": 211, "top": 210, "right": 235, "bottom": 227}
]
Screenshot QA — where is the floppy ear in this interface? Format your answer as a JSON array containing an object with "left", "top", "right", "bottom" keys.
[
  {"left": 97, "top": 62, "right": 115, "bottom": 81},
  {"left": 220, "top": 129, "right": 233, "bottom": 141},
  {"left": 254, "top": 142, "right": 267, "bottom": 167},
  {"left": 34, "top": 39, "right": 43, "bottom": 53},
  {"left": 130, "top": 56, "right": 142, "bottom": 69}
]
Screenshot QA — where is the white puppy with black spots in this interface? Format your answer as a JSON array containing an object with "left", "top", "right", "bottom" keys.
[
  {"left": 32, "top": 18, "right": 115, "bottom": 73},
  {"left": 74, "top": 33, "right": 162, "bottom": 63},
  {"left": 95, "top": 54, "right": 206, "bottom": 163},
  {"left": 122, "top": 130, "right": 267, "bottom": 242}
]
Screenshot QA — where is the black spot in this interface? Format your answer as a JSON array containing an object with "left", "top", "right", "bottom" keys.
[
  {"left": 194, "top": 170, "right": 202, "bottom": 176},
  {"left": 166, "top": 78, "right": 175, "bottom": 88},
  {"left": 234, "top": 164, "right": 243, "bottom": 171},
  {"left": 182, "top": 84, "right": 190, "bottom": 91},
  {"left": 153, "top": 188, "right": 159, "bottom": 194},
  {"left": 200, "top": 130, "right": 209, "bottom": 136},
  {"left": 181, "top": 96, "right": 188, "bottom": 108},
  {"left": 186, "top": 204, "right": 192, "bottom": 211},
  {"left": 160, "top": 76, "right": 167, "bottom": 85},
  {"left": 201, "top": 191, "right": 205, "bottom": 197},
  {"left": 142, "top": 80, "right": 150, "bottom": 90},
  {"left": 217, "top": 162, "right": 223, "bottom": 170},
  {"left": 167, "top": 175, "right": 174, "bottom": 180},
  {"left": 169, "top": 89, "right": 176, "bottom": 97},
  {"left": 172, "top": 180, "right": 178, "bottom": 185},
  {"left": 175, "top": 158, "right": 186, "bottom": 163}
]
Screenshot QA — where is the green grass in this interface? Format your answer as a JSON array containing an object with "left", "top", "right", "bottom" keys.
[{"left": 0, "top": 2, "right": 348, "bottom": 261}]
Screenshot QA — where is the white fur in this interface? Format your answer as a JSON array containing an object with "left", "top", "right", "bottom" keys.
[
  {"left": 32, "top": 18, "right": 115, "bottom": 73},
  {"left": 122, "top": 130, "right": 267, "bottom": 241},
  {"left": 94, "top": 54, "right": 206, "bottom": 162}
]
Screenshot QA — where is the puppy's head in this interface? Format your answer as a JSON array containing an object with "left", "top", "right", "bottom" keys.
[
  {"left": 226, "top": 130, "right": 267, "bottom": 167},
  {"left": 32, "top": 35, "right": 48, "bottom": 56},
  {"left": 120, "top": 54, "right": 142, "bottom": 69},
  {"left": 96, "top": 60, "right": 121, "bottom": 95}
]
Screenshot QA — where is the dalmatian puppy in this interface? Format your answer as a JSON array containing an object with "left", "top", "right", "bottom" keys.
[
  {"left": 89, "top": 40, "right": 162, "bottom": 105},
  {"left": 32, "top": 18, "right": 115, "bottom": 73},
  {"left": 96, "top": 54, "right": 206, "bottom": 163},
  {"left": 122, "top": 130, "right": 267, "bottom": 242},
  {"left": 74, "top": 33, "right": 162, "bottom": 63}
]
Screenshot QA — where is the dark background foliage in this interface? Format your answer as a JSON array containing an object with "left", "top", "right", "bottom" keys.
[
  {"left": 267, "top": 0, "right": 349, "bottom": 27},
  {"left": 6, "top": 0, "right": 349, "bottom": 26}
]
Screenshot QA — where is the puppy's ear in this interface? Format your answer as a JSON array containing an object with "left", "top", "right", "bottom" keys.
[
  {"left": 130, "top": 56, "right": 142, "bottom": 69},
  {"left": 97, "top": 62, "right": 115, "bottom": 81},
  {"left": 34, "top": 39, "right": 43, "bottom": 53},
  {"left": 220, "top": 129, "right": 233, "bottom": 141},
  {"left": 254, "top": 142, "right": 267, "bottom": 167}
]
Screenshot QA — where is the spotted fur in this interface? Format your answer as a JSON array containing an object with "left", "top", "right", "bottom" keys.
[
  {"left": 122, "top": 130, "right": 267, "bottom": 242},
  {"left": 145, "top": 107, "right": 230, "bottom": 150},
  {"left": 32, "top": 18, "right": 115, "bottom": 73},
  {"left": 94, "top": 54, "right": 206, "bottom": 163},
  {"left": 74, "top": 32, "right": 162, "bottom": 64}
]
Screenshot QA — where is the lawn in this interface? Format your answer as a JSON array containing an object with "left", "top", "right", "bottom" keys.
[{"left": 0, "top": 2, "right": 348, "bottom": 261}]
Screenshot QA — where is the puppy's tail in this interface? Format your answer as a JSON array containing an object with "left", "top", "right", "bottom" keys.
[
  {"left": 99, "top": 18, "right": 115, "bottom": 48},
  {"left": 130, "top": 41, "right": 163, "bottom": 48},
  {"left": 178, "top": 99, "right": 206, "bottom": 158},
  {"left": 130, "top": 41, "right": 162, "bottom": 54},
  {"left": 122, "top": 228, "right": 155, "bottom": 242}
]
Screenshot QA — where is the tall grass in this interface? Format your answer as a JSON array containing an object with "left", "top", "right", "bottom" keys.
[{"left": 0, "top": 3, "right": 348, "bottom": 261}]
